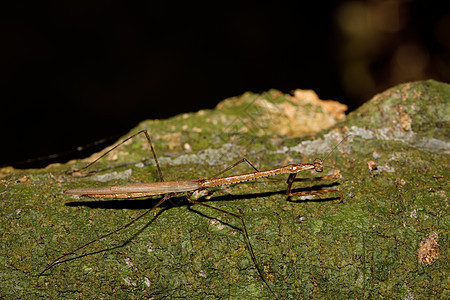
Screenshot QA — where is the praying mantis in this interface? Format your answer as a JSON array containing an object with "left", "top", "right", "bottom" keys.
[{"left": 40, "top": 129, "right": 344, "bottom": 297}]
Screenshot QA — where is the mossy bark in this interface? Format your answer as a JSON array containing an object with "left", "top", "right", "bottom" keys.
[{"left": 1, "top": 80, "right": 448, "bottom": 299}]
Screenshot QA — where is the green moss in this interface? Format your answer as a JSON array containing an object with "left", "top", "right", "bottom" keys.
[{"left": 1, "top": 80, "right": 448, "bottom": 299}]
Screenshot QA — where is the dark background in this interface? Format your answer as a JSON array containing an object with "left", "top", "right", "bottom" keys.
[{"left": 2, "top": 1, "right": 449, "bottom": 168}]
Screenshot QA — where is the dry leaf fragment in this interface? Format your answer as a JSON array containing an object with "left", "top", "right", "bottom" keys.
[
  {"left": 17, "top": 176, "right": 30, "bottom": 183},
  {"left": 418, "top": 233, "right": 440, "bottom": 266},
  {"left": 367, "top": 160, "right": 378, "bottom": 171}
]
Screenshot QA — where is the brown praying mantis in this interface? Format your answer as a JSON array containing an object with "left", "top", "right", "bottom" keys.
[{"left": 39, "top": 129, "right": 344, "bottom": 297}]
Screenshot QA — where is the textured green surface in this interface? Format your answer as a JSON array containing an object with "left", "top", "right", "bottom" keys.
[{"left": 1, "top": 80, "right": 448, "bottom": 299}]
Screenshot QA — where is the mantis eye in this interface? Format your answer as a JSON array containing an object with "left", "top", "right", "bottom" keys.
[{"left": 313, "top": 158, "right": 324, "bottom": 172}]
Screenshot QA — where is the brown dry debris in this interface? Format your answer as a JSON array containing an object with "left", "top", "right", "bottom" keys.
[
  {"left": 262, "top": 89, "right": 348, "bottom": 137},
  {"left": 214, "top": 89, "right": 348, "bottom": 137},
  {"left": 17, "top": 176, "right": 31, "bottom": 183},
  {"left": 367, "top": 160, "right": 378, "bottom": 171},
  {"left": 418, "top": 233, "right": 440, "bottom": 266},
  {"left": 292, "top": 89, "right": 347, "bottom": 120}
]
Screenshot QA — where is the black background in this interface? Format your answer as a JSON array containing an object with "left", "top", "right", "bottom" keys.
[{"left": 2, "top": 1, "right": 449, "bottom": 168}]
